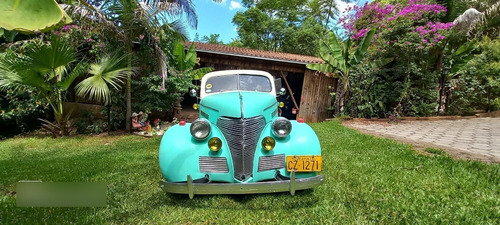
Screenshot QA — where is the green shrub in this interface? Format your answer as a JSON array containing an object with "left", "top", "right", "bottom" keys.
[
  {"left": 73, "top": 110, "right": 107, "bottom": 135},
  {"left": 448, "top": 38, "right": 500, "bottom": 114}
]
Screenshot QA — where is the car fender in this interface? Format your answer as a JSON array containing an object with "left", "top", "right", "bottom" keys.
[
  {"left": 159, "top": 123, "right": 234, "bottom": 183},
  {"left": 253, "top": 120, "right": 321, "bottom": 182}
]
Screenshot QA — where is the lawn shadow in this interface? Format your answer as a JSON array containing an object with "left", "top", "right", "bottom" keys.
[{"left": 162, "top": 188, "right": 320, "bottom": 210}]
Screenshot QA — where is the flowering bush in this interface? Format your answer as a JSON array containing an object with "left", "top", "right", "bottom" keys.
[
  {"left": 48, "top": 23, "right": 122, "bottom": 60},
  {"left": 341, "top": 0, "right": 453, "bottom": 46},
  {"left": 344, "top": 0, "right": 454, "bottom": 117}
]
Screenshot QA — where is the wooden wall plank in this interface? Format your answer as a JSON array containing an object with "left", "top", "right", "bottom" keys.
[{"left": 299, "top": 70, "right": 335, "bottom": 122}]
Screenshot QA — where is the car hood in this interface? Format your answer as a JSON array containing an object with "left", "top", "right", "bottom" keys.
[{"left": 199, "top": 91, "right": 277, "bottom": 123}]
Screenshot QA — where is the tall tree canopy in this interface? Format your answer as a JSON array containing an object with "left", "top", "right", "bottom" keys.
[
  {"left": 201, "top": 33, "right": 224, "bottom": 44},
  {"left": 233, "top": 0, "right": 335, "bottom": 55}
]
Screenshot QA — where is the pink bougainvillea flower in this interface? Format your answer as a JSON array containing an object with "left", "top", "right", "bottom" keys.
[{"left": 62, "top": 25, "right": 70, "bottom": 32}]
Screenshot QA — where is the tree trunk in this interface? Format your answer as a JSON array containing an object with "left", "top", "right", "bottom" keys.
[
  {"left": 435, "top": 51, "right": 444, "bottom": 114},
  {"left": 334, "top": 79, "right": 346, "bottom": 116},
  {"left": 125, "top": 52, "right": 132, "bottom": 132}
]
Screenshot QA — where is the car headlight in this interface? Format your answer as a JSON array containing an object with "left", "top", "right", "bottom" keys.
[
  {"left": 271, "top": 117, "right": 292, "bottom": 138},
  {"left": 190, "top": 118, "right": 211, "bottom": 140}
]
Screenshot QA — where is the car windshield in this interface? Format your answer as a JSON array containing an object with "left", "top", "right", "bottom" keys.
[{"left": 205, "top": 74, "right": 272, "bottom": 94}]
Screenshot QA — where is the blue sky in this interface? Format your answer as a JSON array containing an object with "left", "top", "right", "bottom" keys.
[
  {"left": 186, "top": 0, "right": 244, "bottom": 43},
  {"left": 185, "top": 0, "right": 369, "bottom": 43}
]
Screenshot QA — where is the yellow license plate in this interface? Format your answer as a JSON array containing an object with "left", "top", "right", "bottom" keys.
[{"left": 286, "top": 156, "right": 322, "bottom": 172}]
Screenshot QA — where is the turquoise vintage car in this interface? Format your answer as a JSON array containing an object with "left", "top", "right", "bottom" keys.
[{"left": 159, "top": 70, "right": 324, "bottom": 198}]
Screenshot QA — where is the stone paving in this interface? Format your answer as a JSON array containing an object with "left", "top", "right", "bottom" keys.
[{"left": 344, "top": 117, "right": 500, "bottom": 163}]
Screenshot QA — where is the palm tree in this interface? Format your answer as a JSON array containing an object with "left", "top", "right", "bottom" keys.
[
  {"left": 66, "top": 0, "right": 213, "bottom": 132},
  {"left": 307, "top": 29, "right": 392, "bottom": 115},
  {"left": 0, "top": 37, "right": 131, "bottom": 137},
  {"left": 0, "top": 37, "right": 83, "bottom": 136}
]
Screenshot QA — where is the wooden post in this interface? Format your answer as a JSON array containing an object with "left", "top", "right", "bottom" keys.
[{"left": 280, "top": 71, "right": 299, "bottom": 111}]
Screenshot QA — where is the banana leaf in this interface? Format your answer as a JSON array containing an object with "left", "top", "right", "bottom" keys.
[{"left": 0, "top": 0, "right": 71, "bottom": 32}]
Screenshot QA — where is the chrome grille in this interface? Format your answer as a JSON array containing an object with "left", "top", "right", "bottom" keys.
[
  {"left": 258, "top": 154, "right": 285, "bottom": 172},
  {"left": 217, "top": 116, "right": 266, "bottom": 181},
  {"left": 199, "top": 157, "right": 229, "bottom": 173}
]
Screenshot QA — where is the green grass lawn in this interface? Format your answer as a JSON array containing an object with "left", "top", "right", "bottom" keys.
[{"left": 1, "top": 120, "right": 499, "bottom": 224}]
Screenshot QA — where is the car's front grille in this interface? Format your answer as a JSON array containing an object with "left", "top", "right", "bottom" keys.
[
  {"left": 199, "top": 157, "right": 229, "bottom": 173},
  {"left": 217, "top": 116, "right": 266, "bottom": 181},
  {"left": 258, "top": 154, "right": 285, "bottom": 172}
]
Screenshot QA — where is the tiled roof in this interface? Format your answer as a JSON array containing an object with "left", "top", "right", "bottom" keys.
[{"left": 185, "top": 42, "right": 324, "bottom": 65}]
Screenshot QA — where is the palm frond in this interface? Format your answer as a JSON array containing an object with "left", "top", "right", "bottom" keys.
[
  {"left": 75, "top": 74, "right": 110, "bottom": 104},
  {"left": 26, "top": 37, "right": 75, "bottom": 74},
  {"left": 58, "top": 61, "right": 89, "bottom": 90},
  {"left": 64, "top": 2, "right": 125, "bottom": 40},
  {"left": 0, "top": 58, "right": 21, "bottom": 89},
  {"left": 145, "top": 0, "right": 198, "bottom": 29},
  {"left": 0, "top": 52, "right": 49, "bottom": 92},
  {"left": 75, "top": 54, "right": 132, "bottom": 105},
  {"left": 178, "top": 0, "right": 198, "bottom": 29},
  {"left": 164, "top": 19, "right": 189, "bottom": 40}
]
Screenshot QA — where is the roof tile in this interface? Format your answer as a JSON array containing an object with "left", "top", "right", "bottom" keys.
[{"left": 185, "top": 42, "right": 324, "bottom": 64}]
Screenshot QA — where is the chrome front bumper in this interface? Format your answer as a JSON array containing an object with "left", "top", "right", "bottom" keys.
[{"left": 159, "top": 171, "right": 325, "bottom": 199}]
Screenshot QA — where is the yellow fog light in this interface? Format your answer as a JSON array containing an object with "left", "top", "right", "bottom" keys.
[
  {"left": 279, "top": 102, "right": 284, "bottom": 108},
  {"left": 193, "top": 103, "right": 199, "bottom": 110},
  {"left": 261, "top": 136, "right": 276, "bottom": 151},
  {"left": 208, "top": 137, "right": 222, "bottom": 152}
]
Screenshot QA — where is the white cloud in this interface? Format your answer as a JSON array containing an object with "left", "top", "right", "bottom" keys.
[
  {"left": 214, "top": 0, "right": 227, "bottom": 5},
  {"left": 229, "top": 1, "right": 242, "bottom": 10},
  {"left": 336, "top": 0, "right": 356, "bottom": 18}
]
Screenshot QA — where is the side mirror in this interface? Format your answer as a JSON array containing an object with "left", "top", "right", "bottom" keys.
[
  {"left": 274, "top": 78, "right": 283, "bottom": 96},
  {"left": 189, "top": 89, "right": 197, "bottom": 97}
]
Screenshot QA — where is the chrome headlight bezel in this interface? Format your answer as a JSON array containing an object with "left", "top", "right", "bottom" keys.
[
  {"left": 271, "top": 117, "right": 292, "bottom": 138},
  {"left": 190, "top": 118, "right": 211, "bottom": 140}
]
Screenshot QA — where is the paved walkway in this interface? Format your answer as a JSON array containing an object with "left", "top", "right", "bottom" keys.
[{"left": 344, "top": 117, "right": 500, "bottom": 163}]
